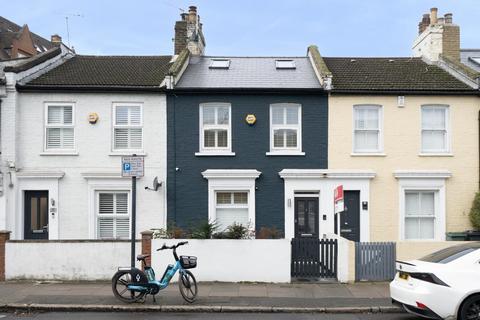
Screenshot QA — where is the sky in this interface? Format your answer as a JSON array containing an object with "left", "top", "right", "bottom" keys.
[{"left": 3, "top": 0, "right": 479, "bottom": 57}]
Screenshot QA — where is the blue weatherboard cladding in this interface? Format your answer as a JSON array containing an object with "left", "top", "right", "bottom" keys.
[{"left": 167, "top": 92, "right": 328, "bottom": 235}]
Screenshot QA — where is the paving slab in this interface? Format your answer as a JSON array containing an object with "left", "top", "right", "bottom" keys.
[{"left": 0, "top": 281, "right": 397, "bottom": 312}]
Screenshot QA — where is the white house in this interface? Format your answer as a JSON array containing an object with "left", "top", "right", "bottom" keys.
[{"left": 0, "top": 47, "right": 173, "bottom": 240}]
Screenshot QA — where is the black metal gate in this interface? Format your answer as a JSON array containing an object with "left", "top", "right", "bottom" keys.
[{"left": 291, "top": 238, "right": 338, "bottom": 279}]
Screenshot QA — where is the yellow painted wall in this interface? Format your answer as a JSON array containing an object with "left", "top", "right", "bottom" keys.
[
  {"left": 329, "top": 95, "right": 479, "bottom": 241},
  {"left": 396, "top": 241, "right": 456, "bottom": 261}
]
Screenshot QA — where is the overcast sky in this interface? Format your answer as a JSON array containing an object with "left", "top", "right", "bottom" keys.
[{"left": 3, "top": 0, "right": 479, "bottom": 57}]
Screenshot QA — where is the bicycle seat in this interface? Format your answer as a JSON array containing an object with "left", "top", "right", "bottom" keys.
[{"left": 136, "top": 254, "right": 150, "bottom": 261}]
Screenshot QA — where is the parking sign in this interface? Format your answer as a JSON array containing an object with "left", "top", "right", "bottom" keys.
[{"left": 121, "top": 156, "right": 144, "bottom": 177}]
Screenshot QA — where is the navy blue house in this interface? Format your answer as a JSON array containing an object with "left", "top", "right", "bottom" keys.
[{"left": 167, "top": 55, "right": 329, "bottom": 237}]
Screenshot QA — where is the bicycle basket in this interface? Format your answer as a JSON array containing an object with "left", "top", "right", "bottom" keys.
[{"left": 180, "top": 256, "right": 197, "bottom": 269}]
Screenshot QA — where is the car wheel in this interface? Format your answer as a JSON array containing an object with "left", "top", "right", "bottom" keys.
[{"left": 460, "top": 295, "right": 480, "bottom": 320}]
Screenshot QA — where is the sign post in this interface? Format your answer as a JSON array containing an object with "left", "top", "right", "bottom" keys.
[
  {"left": 122, "top": 155, "right": 144, "bottom": 268},
  {"left": 334, "top": 185, "right": 344, "bottom": 235}
]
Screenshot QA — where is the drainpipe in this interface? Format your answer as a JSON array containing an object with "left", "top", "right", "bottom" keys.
[{"left": 478, "top": 110, "right": 480, "bottom": 189}]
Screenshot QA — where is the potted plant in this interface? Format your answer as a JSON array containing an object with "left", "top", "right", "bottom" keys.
[{"left": 467, "top": 192, "right": 480, "bottom": 240}]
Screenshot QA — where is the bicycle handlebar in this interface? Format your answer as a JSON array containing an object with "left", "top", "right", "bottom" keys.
[{"left": 156, "top": 241, "right": 188, "bottom": 251}]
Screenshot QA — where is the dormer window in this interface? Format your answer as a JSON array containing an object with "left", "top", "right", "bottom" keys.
[
  {"left": 275, "top": 60, "right": 296, "bottom": 69},
  {"left": 210, "top": 59, "right": 230, "bottom": 69}
]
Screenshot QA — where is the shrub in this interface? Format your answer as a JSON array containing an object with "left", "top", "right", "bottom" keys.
[
  {"left": 256, "top": 226, "right": 283, "bottom": 239},
  {"left": 469, "top": 192, "right": 480, "bottom": 230},
  {"left": 214, "top": 223, "right": 251, "bottom": 239},
  {"left": 191, "top": 220, "right": 219, "bottom": 239},
  {"left": 152, "top": 223, "right": 185, "bottom": 239}
]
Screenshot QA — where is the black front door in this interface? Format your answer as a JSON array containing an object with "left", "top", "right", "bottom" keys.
[
  {"left": 294, "top": 197, "right": 319, "bottom": 238},
  {"left": 341, "top": 191, "right": 360, "bottom": 242},
  {"left": 24, "top": 191, "right": 49, "bottom": 240}
]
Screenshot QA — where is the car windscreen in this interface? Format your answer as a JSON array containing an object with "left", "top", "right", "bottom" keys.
[{"left": 420, "top": 244, "right": 479, "bottom": 264}]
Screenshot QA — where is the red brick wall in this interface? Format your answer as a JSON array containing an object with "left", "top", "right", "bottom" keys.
[{"left": 0, "top": 231, "right": 11, "bottom": 281}]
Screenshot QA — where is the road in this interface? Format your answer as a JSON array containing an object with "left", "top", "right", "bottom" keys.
[{"left": 0, "top": 312, "right": 421, "bottom": 320}]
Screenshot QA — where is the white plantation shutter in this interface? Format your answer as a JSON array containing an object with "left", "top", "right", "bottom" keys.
[
  {"left": 46, "top": 105, "right": 75, "bottom": 150},
  {"left": 97, "top": 192, "right": 130, "bottom": 239},
  {"left": 270, "top": 104, "right": 301, "bottom": 151},
  {"left": 200, "top": 104, "right": 231, "bottom": 151},
  {"left": 114, "top": 105, "right": 143, "bottom": 150}
]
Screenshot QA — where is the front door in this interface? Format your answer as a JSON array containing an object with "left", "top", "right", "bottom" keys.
[
  {"left": 341, "top": 191, "right": 360, "bottom": 242},
  {"left": 24, "top": 191, "right": 49, "bottom": 240},
  {"left": 294, "top": 197, "right": 319, "bottom": 238}
]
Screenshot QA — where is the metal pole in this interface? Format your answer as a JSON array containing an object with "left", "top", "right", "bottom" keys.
[{"left": 131, "top": 175, "right": 136, "bottom": 268}]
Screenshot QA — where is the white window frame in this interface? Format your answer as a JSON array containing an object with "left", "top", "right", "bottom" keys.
[
  {"left": 202, "top": 169, "right": 261, "bottom": 233},
  {"left": 44, "top": 102, "right": 76, "bottom": 152},
  {"left": 197, "top": 103, "right": 233, "bottom": 155},
  {"left": 214, "top": 191, "right": 250, "bottom": 230},
  {"left": 112, "top": 103, "right": 144, "bottom": 152},
  {"left": 95, "top": 190, "right": 131, "bottom": 240},
  {"left": 268, "top": 103, "right": 303, "bottom": 156},
  {"left": 420, "top": 105, "right": 450, "bottom": 154},
  {"left": 396, "top": 172, "right": 449, "bottom": 241},
  {"left": 352, "top": 104, "right": 383, "bottom": 154}
]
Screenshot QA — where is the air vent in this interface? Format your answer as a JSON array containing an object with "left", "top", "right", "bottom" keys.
[
  {"left": 209, "top": 59, "right": 230, "bottom": 69},
  {"left": 276, "top": 60, "right": 296, "bottom": 69}
]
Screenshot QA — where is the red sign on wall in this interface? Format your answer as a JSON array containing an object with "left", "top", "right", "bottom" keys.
[{"left": 334, "top": 185, "right": 344, "bottom": 213}]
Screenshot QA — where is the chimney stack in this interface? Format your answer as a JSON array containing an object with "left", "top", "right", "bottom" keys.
[
  {"left": 418, "top": 13, "right": 431, "bottom": 34},
  {"left": 430, "top": 7, "right": 438, "bottom": 24},
  {"left": 412, "top": 8, "right": 460, "bottom": 62},
  {"left": 50, "top": 34, "right": 62, "bottom": 45},
  {"left": 173, "top": 5, "right": 205, "bottom": 55}
]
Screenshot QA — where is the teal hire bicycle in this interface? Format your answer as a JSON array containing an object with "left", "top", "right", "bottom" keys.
[{"left": 112, "top": 241, "right": 198, "bottom": 303}]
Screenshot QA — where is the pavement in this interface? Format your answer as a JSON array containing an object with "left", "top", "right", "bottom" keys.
[{"left": 0, "top": 281, "right": 401, "bottom": 314}]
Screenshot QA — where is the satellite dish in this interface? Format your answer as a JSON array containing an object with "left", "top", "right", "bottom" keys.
[{"left": 145, "top": 176, "right": 162, "bottom": 191}]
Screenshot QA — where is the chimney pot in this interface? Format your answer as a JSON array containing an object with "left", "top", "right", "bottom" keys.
[
  {"left": 444, "top": 13, "right": 453, "bottom": 24},
  {"left": 50, "top": 34, "right": 62, "bottom": 44},
  {"left": 430, "top": 7, "right": 438, "bottom": 24},
  {"left": 189, "top": 6, "right": 197, "bottom": 13}
]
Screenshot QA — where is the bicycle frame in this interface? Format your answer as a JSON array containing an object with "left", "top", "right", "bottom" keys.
[{"left": 126, "top": 255, "right": 186, "bottom": 293}]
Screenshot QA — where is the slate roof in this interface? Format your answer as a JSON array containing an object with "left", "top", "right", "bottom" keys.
[
  {"left": 176, "top": 56, "right": 321, "bottom": 89},
  {"left": 323, "top": 57, "right": 474, "bottom": 92},
  {"left": 23, "top": 55, "right": 173, "bottom": 89},
  {"left": 460, "top": 49, "right": 480, "bottom": 73},
  {"left": 3, "top": 46, "right": 61, "bottom": 73},
  {"left": 0, "top": 16, "right": 54, "bottom": 59}
]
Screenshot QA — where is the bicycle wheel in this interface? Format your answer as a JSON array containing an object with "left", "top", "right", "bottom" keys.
[
  {"left": 112, "top": 270, "right": 146, "bottom": 303},
  {"left": 178, "top": 270, "right": 197, "bottom": 303}
]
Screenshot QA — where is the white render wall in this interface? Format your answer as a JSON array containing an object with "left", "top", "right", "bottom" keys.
[
  {"left": 6, "top": 92, "right": 167, "bottom": 239},
  {"left": 152, "top": 239, "right": 291, "bottom": 283},
  {"left": 5, "top": 240, "right": 141, "bottom": 280}
]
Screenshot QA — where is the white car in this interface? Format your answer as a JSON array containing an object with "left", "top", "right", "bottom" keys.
[{"left": 390, "top": 242, "right": 480, "bottom": 320}]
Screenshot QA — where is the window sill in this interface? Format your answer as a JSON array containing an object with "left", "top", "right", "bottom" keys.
[
  {"left": 195, "top": 152, "right": 236, "bottom": 157},
  {"left": 266, "top": 151, "right": 305, "bottom": 156},
  {"left": 40, "top": 151, "right": 79, "bottom": 156},
  {"left": 350, "top": 153, "right": 386, "bottom": 157},
  {"left": 418, "top": 153, "right": 453, "bottom": 157},
  {"left": 109, "top": 152, "right": 147, "bottom": 156}
]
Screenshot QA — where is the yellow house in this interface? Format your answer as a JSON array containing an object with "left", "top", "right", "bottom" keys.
[{"left": 307, "top": 9, "right": 480, "bottom": 260}]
